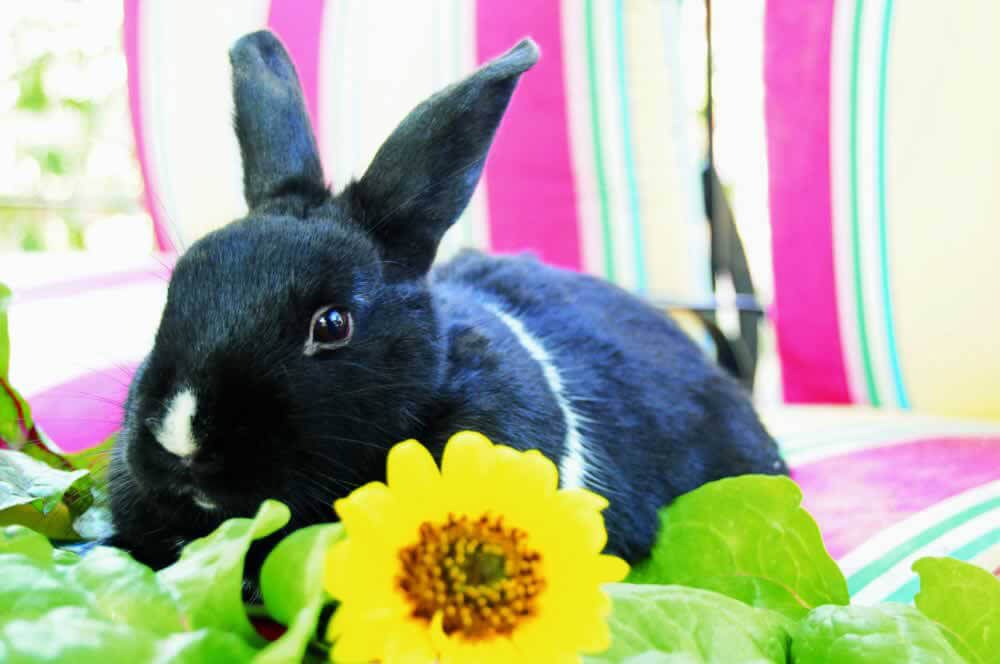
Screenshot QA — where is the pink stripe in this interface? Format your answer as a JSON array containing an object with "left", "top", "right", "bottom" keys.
[
  {"left": 475, "top": 1, "right": 583, "bottom": 271},
  {"left": 27, "top": 365, "right": 139, "bottom": 454},
  {"left": 790, "top": 437, "right": 1000, "bottom": 558},
  {"left": 764, "top": 0, "right": 850, "bottom": 403},
  {"left": 267, "top": 0, "right": 327, "bottom": 176},
  {"left": 124, "top": 0, "right": 174, "bottom": 253}
]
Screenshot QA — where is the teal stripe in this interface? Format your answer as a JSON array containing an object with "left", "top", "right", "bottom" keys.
[
  {"left": 876, "top": 0, "right": 909, "bottom": 408},
  {"left": 847, "top": 497, "right": 1000, "bottom": 595},
  {"left": 613, "top": 0, "right": 646, "bottom": 292},
  {"left": 584, "top": 0, "right": 616, "bottom": 282},
  {"left": 849, "top": 0, "right": 880, "bottom": 406},
  {"left": 884, "top": 527, "right": 1000, "bottom": 603}
]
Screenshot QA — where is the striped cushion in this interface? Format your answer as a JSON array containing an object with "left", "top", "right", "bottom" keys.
[
  {"left": 765, "top": 1, "right": 1000, "bottom": 418},
  {"left": 766, "top": 405, "right": 1000, "bottom": 601},
  {"left": 124, "top": 0, "right": 710, "bottom": 300}
]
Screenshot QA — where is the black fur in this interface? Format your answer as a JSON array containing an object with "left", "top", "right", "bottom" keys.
[{"left": 108, "top": 31, "right": 786, "bottom": 578}]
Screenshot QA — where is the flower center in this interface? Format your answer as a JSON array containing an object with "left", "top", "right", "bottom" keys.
[{"left": 397, "top": 513, "right": 545, "bottom": 639}]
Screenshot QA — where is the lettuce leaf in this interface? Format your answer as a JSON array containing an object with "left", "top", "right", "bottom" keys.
[
  {"left": 913, "top": 556, "right": 1000, "bottom": 664},
  {"left": 584, "top": 584, "right": 791, "bottom": 664},
  {"left": 0, "top": 449, "right": 90, "bottom": 516},
  {"left": 0, "top": 526, "right": 257, "bottom": 662},
  {"left": 158, "top": 499, "right": 290, "bottom": 643},
  {"left": 790, "top": 603, "right": 966, "bottom": 663},
  {"left": 627, "top": 475, "right": 849, "bottom": 619},
  {"left": 256, "top": 523, "right": 343, "bottom": 662},
  {"left": 0, "top": 501, "right": 331, "bottom": 663}
]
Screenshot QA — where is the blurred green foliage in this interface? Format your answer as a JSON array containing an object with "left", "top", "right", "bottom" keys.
[{"left": 0, "top": 1, "right": 145, "bottom": 252}]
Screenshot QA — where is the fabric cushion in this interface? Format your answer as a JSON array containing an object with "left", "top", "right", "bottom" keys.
[
  {"left": 765, "top": 405, "right": 1000, "bottom": 602},
  {"left": 765, "top": 0, "right": 1000, "bottom": 418}
]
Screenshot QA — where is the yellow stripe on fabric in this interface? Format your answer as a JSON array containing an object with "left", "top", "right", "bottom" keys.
[
  {"left": 622, "top": 0, "right": 703, "bottom": 299},
  {"left": 886, "top": 2, "right": 1000, "bottom": 419}
]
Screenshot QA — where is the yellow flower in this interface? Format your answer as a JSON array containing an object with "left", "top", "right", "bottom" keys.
[{"left": 324, "top": 431, "right": 629, "bottom": 664}]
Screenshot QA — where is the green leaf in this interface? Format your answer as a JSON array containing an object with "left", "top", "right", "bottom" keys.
[
  {"left": 1, "top": 607, "right": 158, "bottom": 663},
  {"left": 584, "top": 584, "right": 791, "bottom": 664},
  {"left": 0, "top": 606, "right": 258, "bottom": 664},
  {"left": 151, "top": 630, "right": 259, "bottom": 663},
  {"left": 0, "top": 282, "right": 11, "bottom": 380},
  {"left": 158, "top": 499, "right": 291, "bottom": 644},
  {"left": 0, "top": 449, "right": 90, "bottom": 515},
  {"left": 627, "top": 475, "right": 848, "bottom": 619},
  {"left": 0, "top": 524, "right": 53, "bottom": 562},
  {"left": 256, "top": 523, "right": 343, "bottom": 663},
  {"left": 0, "top": 282, "right": 34, "bottom": 447},
  {"left": 65, "top": 546, "right": 186, "bottom": 634},
  {"left": 15, "top": 55, "right": 51, "bottom": 112},
  {"left": 0, "top": 553, "right": 93, "bottom": 626},
  {"left": 790, "top": 603, "right": 966, "bottom": 664},
  {"left": 0, "top": 503, "right": 80, "bottom": 540},
  {"left": 913, "top": 556, "right": 1000, "bottom": 664}
]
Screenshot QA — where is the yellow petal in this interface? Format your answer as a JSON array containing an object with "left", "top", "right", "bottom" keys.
[
  {"left": 323, "top": 538, "right": 349, "bottom": 598},
  {"left": 441, "top": 635, "right": 518, "bottom": 664},
  {"left": 383, "top": 619, "right": 437, "bottom": 664},
  {"left": 440, "top": 431, "right": 495, "bottom": 510},
  {"left": 592, "top": 555, "right": 630, "bottom": 584},
  {"left": 386, "top": 439, "right": 440, "bottom": 498},
  {"left": 328, "top": 608, "right": 387, "bottom": 662},
  {"left": 497, "top": 447, "right": 558, "bottom": 499},
  {"left": 557, "top": 487, "right": 609, "bottom": 512}
]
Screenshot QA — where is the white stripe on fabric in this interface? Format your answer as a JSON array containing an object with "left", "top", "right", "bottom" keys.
[
  {"left": 830, "top": 0, "right": 869, "bottom": 405},
  {"left": 781, "top": 422, "right": 1000, "bottom": 466},
  {"left": 831, "top": 0, "right": 903, "bottom": 407},
  {"left": 838, "top": 480, "right": 1000, "bottom": 601},
  {"left": 436, "top": 0, "right": 489, "bottom": 263},
  {"left": 849, "top": 502, "right": 1000, "bottom": 605},
  {"left": 8, "top": 282, "right": 166, "bottom": 396},
  {"left": 858, "top": 0, "right": 897, "bottom": 408},
  {"left": 664, "top": 0, "right": 713, "bottom": 299},
  {"left": 560, "top": 0, "right": 605, "bottom": 279},
  {"left": 591, "top": 0, "right": 637, "bottom": 292},
  {"left": 484, "top": 304, "right": 591, "bottom": 490},
  {"left": 143, "top": 1, "right": 265, "bottom": 247},
  {"left": 318, "top": 0, "right": 487, "bottom": 262}
]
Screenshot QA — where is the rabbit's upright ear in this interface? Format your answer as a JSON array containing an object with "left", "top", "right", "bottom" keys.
[
  {"left": 230, "top": 31, "right": 325, "bottom": 210},
  {"left": 348, "top": 39, "right": 539, "bottom": 281}
]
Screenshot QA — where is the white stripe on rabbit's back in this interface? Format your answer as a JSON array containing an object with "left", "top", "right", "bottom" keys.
[
  {"left": 484, "top": 304, "right": 590, "bottom": 489},
  {"left": 156, "top": 388, "right": 198, "bottom": 457}
]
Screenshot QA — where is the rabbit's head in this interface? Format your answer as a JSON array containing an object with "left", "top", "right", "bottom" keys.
[{"left": 109, "top": 31, "right": 538, "bottom": 551}]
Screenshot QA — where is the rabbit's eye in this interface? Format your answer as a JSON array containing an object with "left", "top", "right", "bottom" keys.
[{"left": 305, "top": 307, "right": 352, "bottom": 354}]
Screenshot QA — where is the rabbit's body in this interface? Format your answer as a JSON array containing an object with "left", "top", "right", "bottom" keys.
[
  {"left": 108, "top": 32, "right": 785, "bottom": 575},
  {"left": 427, "top": 250, "right": 783, "bottom": 559}
]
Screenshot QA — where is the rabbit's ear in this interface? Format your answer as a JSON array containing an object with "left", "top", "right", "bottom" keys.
[
  {"left": 230, "top": 31, "right": 325, "bottom": 210},
  {"left": 348, "top": 39, "right": 539, "bottom": 281}
]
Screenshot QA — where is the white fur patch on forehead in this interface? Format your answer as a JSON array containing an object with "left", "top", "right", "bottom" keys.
[{"left": 156, "top": 388, "right": 198, "bottom": 457}]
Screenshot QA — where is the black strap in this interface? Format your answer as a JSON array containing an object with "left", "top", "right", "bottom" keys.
[{"left": 699, "top": 0, "right": 762, "bottom": 391}]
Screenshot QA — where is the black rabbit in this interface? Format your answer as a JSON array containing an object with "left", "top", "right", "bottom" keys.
[{"left": 108, "top": 31, "right": 786, "bottom": 576}]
